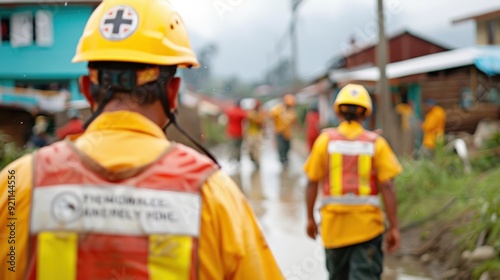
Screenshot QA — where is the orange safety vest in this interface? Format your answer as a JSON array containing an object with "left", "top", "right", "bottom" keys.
[
  {"left": 322, "top": 128, "right": 380, "bottom": 207},
  {"left": 25, "top": 140, "right": 217, "bottom": 280}
]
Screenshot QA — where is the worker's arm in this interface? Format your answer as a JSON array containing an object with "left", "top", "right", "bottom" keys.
[
  {"left": 302, "top": 133, "right": 329, "bottom": 240},
  {"left": 256, "top": 111, "right": 266, "bottom": 126},
  {"left": 374, "top": 136, "right": 403, "bottom": 254},
  {"left": 379, "top": 179, "right": 399, "bottom": 253},
  {"left": 199, "top": 171, "right": 284, "bottom": 280},
  {"left": 0, "top": 155, "right": 33, "bottom": 280},
  {"left": 268, "top": 104, "right": 281, "bottom": 120},
  {"left": 305, "top": 180, "right": 319, "bottom": 239}
]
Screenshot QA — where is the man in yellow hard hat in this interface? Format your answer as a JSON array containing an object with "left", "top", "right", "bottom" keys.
[
  {"left": 269, "top": 94, "right": 297, "bottom": 167},
  {"left": 0, "top": 1, "right": 283, "bottom": 279},
  {"left": 303, "top": 84, "right": 402, "bottom": 280}
]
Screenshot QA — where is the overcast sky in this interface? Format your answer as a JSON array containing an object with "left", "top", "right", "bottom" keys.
[{"left": 170, "top": 0, "right": 500, "bottom": 83}]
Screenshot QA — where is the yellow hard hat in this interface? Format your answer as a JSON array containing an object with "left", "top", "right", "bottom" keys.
[
  {"left": 284, "top": 94, "right": 296, "bottom": 106},
  {"left": 72, "top": 0, "right": 199, "bottom": 68},
  {"left": 334, "top": 84, "right": 373, "bottom": 117}
]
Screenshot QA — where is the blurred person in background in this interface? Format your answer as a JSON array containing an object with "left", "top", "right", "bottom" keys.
[
  {"left": 269, "top": 94, "right": 297, "bottom": 167},
  {"left": 56, "top": 109, "right": 85, "bottom": 140},
  {"left": 395, "top": 93, "right": 416, "bottom": 157},
  {"left": 420, "top": 98, "right": 446, "bottom": 158},
  {"left": 30, "top": 115, "right": 49, "bottom": 148},
  {"left": 0, "top": 0, "right": 283, "bottom": 279},
  {"left": 225, "top": 98, "right": 247, "bottom": 163},
  {"left": 304, "top": 84, "right": 402, "bottom": 280},
  {"left": 246, "top": 99, "right": 266, "bottom": 168},
  {"left": 305, "top": 100, "right": 320, "bottom": 152}
]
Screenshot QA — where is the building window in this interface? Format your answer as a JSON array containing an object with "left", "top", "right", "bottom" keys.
[
  {"left": 11, "top": 11, "right": 33, "bottom": 48},
  {"left": 487, "top": 20, "right": 495, "bottom": 45},
  {"left": 35, "top": 11, "right": 53, "bottom": 47},
  {"left": 5, "top": 10, "right": 53, "bottom": 48},
  {"left": 1, "top": 17, "right": 10, "bottom": 42}
]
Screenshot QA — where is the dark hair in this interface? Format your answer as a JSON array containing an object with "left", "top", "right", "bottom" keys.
[
  {"left": 339, "top": 104, "right": 366, "bottom": 122},
  {"left": 88, "top": 61, "right": 177, "bottom": 105}
]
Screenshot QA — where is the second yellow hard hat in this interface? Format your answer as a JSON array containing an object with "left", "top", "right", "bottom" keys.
[{"left": 334, "top": 84, "right": 373, "bottom": 117}]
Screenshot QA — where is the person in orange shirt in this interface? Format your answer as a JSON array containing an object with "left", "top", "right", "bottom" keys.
[
  {"left": 303, "top": 84, "right": 402, "bottom": 280},
  {"left": 305, "top": 101, "right": 320, "bottom": 152},
  {"left": 420, "top": 99, "right": 446, "bottom": 158},
  {"left": 269, "top": 94, "right": 297, "bottom": 167},
  {"left": 0, "top": 1, "right": 283, "bottom": 279}
]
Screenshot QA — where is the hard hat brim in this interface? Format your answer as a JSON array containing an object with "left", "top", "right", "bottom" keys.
[{"left": 72, "top": 49, "right": 200, "bottom": 68}]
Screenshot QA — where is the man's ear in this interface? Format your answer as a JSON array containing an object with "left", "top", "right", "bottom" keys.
[
  {"left": 166, "top": 77, "right": 181, "bottom": 111},
  {"left": 79, "top": 75, "right": 95, "bottom": 109}
]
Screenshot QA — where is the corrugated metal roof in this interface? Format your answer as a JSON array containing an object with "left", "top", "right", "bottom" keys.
[{"left": 329, "top": 46, "right": 500, "bottom": 82}]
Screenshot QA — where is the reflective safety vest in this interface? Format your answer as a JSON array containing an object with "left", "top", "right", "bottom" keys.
[
  {"left": 26, "top": 140, "right": 218, "bottom": 280},
  {"left": 322, "top": 128, "right": 379, "bottom": 208}
]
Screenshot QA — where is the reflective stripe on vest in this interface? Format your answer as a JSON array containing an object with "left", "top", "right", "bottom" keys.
[
  {"left": 328, "top": 139, "right": 375, "bottom": 196},
  {"left": 27, "top": 141, "right": 217, "bottom": 280},
  {"left": 322, "top": 128, "right": 378, "bottom": 207},
  {"left": 322, "top": 194, "right": 381, "bottom": 207}
]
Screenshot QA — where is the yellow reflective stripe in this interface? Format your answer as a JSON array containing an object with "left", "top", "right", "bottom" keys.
[
  {"left": 149, "top": 235, "right": 193, "bottom": 280},
  {"left": 330, "top": 153, "right": 343, "bottom": 195},
  {"left": 37, "top": 232, "right": 78, "bottom": 280},
  {"left": 358, "top": 155, "right": 372, "bottom": 195}
]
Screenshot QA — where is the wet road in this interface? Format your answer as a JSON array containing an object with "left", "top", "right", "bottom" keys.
[{"left": 212, "top": 137, "right": 430, "bottom": 280}]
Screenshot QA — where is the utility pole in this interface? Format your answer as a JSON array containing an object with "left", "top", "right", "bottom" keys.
[
  {"left": 376, "top": 0, "right": 398, "bottom": 150},
  {"left": 290, "top": 0, "right": 303, "bottom": 90}
]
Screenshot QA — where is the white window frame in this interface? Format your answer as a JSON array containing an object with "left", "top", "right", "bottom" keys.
[
  {"left": 35, "top": 10, "right": 53, "bottom": 47},
  {"left": 10, "top": 11, "right": 33, "bottom": 48}
]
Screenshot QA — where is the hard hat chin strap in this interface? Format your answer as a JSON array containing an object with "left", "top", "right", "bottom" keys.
[
  {"left": 83, "top": 86, "right": 115, "bottom": 129},
  {"left": 156, "top": 82, "right": 220, "bottom": 168},
  {"left": 81, "top": 77, "right": 219, "bottom": 168}
]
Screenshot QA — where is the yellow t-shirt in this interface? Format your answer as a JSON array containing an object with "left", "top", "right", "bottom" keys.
[
  {"left": 303, "top": 121, "right": 402, "bottom": 249},
  {"left": 0, "top": 111, "right": 283, "bottom": 280},
  {"left": 247, "top": 110, "right": 266, "bottom": 136},
  {"left": 395, "top": 103, "right": 413, "bottom": 131},
  {"left": 270, "top": 103, "right": 297, "bottom": 140},
  {"left": 422, "top": 105, "right": 446, "bottom": 149}
]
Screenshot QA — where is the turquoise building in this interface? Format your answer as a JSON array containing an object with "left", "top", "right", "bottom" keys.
[{"left": 0, "top": 1, "right": 100, "bottom": 109}]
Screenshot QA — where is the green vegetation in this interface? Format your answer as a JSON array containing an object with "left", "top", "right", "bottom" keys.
[
  {"left": 0, "top": 132, "right": 32, "bottom": 170},
  {"left": 396, "top": 132, "right": 500, "bottom": 279},
  {"left": 472, "top": 131, "right": 500, "bottom": 172}
]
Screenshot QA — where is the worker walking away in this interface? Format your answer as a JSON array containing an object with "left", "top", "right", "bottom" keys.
[
  {"left": 0, "top": 1, "right": 283, "bottom": 279},
  {"left": 246, "top": 99, "right": 266, "bottom": 168},
  {"left": 420, "top": 98, "right": 446, "bottom": 158},
  {"left": 56, "top": 108, "right": 85, "bottom": 140},
  {"left": 270, "top": 94, "right": 297, "bottom": 168},
  {"left": 305, "top": 101, "right": 320, "bottom": 152},
  {"left": 303, "top": 84, "right": 402, "bottom": 280},
  {"left": 225, "top": 98, "right": 247, "bottom": 163}
]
